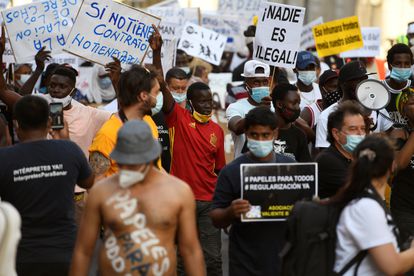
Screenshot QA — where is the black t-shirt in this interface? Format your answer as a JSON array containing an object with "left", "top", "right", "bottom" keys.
[
  {"left": 315, "top": 145, "right": 351, "bottom": 199},
  {"left": 212, "top": 153, "right": 294, "bottom": 276},
  {"left": 0, "top": 140, "right": 92, "bottom": 263},
  {"left": 152, "top": 112, "right": 171, "bottom": 172}
]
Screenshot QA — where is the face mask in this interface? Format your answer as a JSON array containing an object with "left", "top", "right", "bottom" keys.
[
  {"left": 119, "top": 166, "right": 150, "bottom": 188},
  {"left": 189, "top": 100, "right": 212, "bottom": 123},
  {"left": 250, "top": 86, "right": 270, "bottom": 103},
  {"left": 178, "top": 67, "right": 190, "bottom": 74},
  {"left": 341, "top": 134, "right": 365, "bottom": 153},
  {"left": 39, "top": 86, "right": 47, "bottom": 94},
  {"left": 298, "top": 71, "right": 317, "bottom": 86},
  {"left": 390, "top": 67, "right": 412, "bottom": 82},
  {"left": 171, "top": 91, "right": 187, "bottom": 103},
  {"left": 17, "top": 74, "right": 31, "bottom": 86},
  {"left": 151, "top": 93, "right": 163, "bottom": 116},
  {"left": 279, "top": 106, "right": 300, "bottom": 123},
  {"left": 247, "top": 138, "right": 274, "bottom": 158},
  {"left": 44, "top": 89, "right": 75, "bottom": 108},
  {"left": 325, "top": 90, "right": 342, "bottom": 106},
  {"left": 97, "top": 76, "right": 112, "bottom": 89}
]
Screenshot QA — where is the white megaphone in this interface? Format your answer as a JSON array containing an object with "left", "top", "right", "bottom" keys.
[{"left": 356, "top": 79, "right": 390, "bottom": 111}]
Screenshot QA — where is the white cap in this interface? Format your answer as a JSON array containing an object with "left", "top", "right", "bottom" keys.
[{"left": 241, "top": 60, "right": 270, "bottom": 78}]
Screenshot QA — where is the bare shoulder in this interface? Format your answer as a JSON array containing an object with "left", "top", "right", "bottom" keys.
[
  {"left": 88, "top": 175, "right": 119, "bottom": 200},
  {"left": 155, "top": 170, "right": 194, "bottom": 199}
]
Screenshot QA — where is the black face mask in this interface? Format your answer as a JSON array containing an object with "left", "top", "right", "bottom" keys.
[
  {"left": 279, "top": 106, "right": 300, "bottom": 123},
  {"left": 325, "top": 90, "right": 342, "bottom": 106}
]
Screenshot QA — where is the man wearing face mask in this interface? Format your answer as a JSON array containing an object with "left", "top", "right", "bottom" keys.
[
  {"left": 316, "top": 101, "right": 366, "bottom": 199},
  {"left": 226, "top": 60, "right": 272, "bottom": 158},
  {"left": 382, "top": 43, "right": 413, "bottom": 127},
  {"left": 210, "top": 106, "right": 294, "bottom": 276},
  {"left": 89, "top": 65, "right": 162, "bottom": 180},
  {"left": 294, "top": 51, "right": 322, "bottom": 111},
  {"left": 301, "top": 70, "right": 340, "bottom": 128},
  {"left": 315, "top": 61, "right": 393, "bottom": 148},
  {"left": 70, "top": 120, "right": 206, "bottom": 276},
  {"left": 165, "top": 67, "right": 190, "bottom": 108}
]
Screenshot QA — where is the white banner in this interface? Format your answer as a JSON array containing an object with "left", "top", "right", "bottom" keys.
[
  {"left": 201, "top": 12, "right": 244, "bottom": 53},
  {"left": 340, "top": 27, "right": 381, "bottom": 58},
  {"left": 0, "top": 0, "right": 9, "bottom": 9},
  {"left": 300, "top": 16, "right": 323, "bottom": 50},
  {"left": 65, "top": 0, "right": 160, "bottom": 66},
  {"left": 253, "top": 2, "right": 305, "bottom": 68},
  {"left": 178, "top": 22, "right": 227, "bottom": 66},
  {"left": 2, "top": 0, "right": 81, "bottom": 63}
]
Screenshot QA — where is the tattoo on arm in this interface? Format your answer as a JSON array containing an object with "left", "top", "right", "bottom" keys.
[{"left": 89, "top": 152, "right": 111, "bottom": 177}]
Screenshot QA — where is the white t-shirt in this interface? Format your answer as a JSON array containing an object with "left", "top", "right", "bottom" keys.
[
  {"left": 335, "top": 198, "right": 398, "bottom": 276},
  {"left": 315, "top": 102, "right": 393, "bottom": 148},
  {"left": 299, "top": 82, "right": 322, "bottom": 111},
  {"left": 226, "top": 98, "right": 274, "bottom": 158}
]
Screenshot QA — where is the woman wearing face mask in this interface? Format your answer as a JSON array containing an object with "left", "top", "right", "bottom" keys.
[
  {"left": 390, "top": 88, "right": 414, "bottom": 249},
  {"left": 88, "top": 64, "right": 116, "bottom": 104}
]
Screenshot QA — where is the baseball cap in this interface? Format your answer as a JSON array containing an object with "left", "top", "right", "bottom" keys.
[
  {"left": 296, "top": 51, "right": 317, "bottom": 70},
  {"left": 241, "top": 60, "right": 270, "bottom": 78},
  {"left": 110, "top": 120, "right": 161, "bottom": 165},
  {"left": 319, "top": 70, "right": 338, "bottom": 87},
  {"left": 338, "top": 61, "right": 373, "bottom": 83}
]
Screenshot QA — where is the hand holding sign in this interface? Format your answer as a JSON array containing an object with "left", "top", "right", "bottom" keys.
[
  {"left": 105, "top": 57, "right": 121, "bottom": 88},
  {"left": 231, "top": 199, "right": 251, "bottom": 218},
  {"left": 149, "top": 24, "right": 163, "bottom": 53}
]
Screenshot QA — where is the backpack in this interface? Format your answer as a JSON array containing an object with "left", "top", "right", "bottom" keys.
[{"left": 280, "top": 189, "right": 397, "bottom": 276}]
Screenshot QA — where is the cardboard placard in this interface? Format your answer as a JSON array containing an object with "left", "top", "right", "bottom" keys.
[
  {"left": 340, "top": 27, "right": 381, "bottom": 58},
  {"left": 2, "top": 0, "right": 81, "bottom": 63},
  {"left": 300, "top": 16, "right": 323, "bottom": 50},
  {"left": 241, "top": 163, "right": 317, "bottom": 222},
  {"left": 177, "top": 22, "right": 227, "bottom": 66},
  {"left": 253, "top": 2, "right": 305, "bottom": 68},
  {"left": 64, "top": 0, "right": 160, "bottom": 66},
  {"left": 312, "top": 15, "right": 363, "bottom": 58}
]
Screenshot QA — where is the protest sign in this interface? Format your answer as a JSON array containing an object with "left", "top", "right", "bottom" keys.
[
  {"left": 202, "top": 12, "right": 244, "bottom": 52},
  {"left": 147, "top": 7, "right": 199, "bottom": 26},
  {"left": 253, "top": 2, "right": 305, "bottom": 69},
  {"left": 177, "top": 22, "right": 227, "bottom": 66},
  {"left": 46, "top": 53, "right": 79, "bottom": 69},
  {"left": 340, "top": 27, "right": 381, "bottom": 58},
  {"left": 208, "top": 73, "right": 232, "bottom": 109},
  {"left": 144, "top": 38, "right": 176, "bottom": 76},
  {"left": 65, "top": 0, "right": 160, "bottom": 66},
  {"left": 241, "top": 163, "right": 317, "bottom": 222},
  {"left": 147, "top": 0, "right": 179, "bottom": 9},
  {"left": 300, "top": 16, "right": 323, "bottom": 50},
  {"left": 2, "top": 0, "right": 81, "bottom": 63},
  {"left": 0, "top": 0, "right": 9, "bottom": 9},
  {"left": 312, "top": 16, "right": 363, "bottom": 58}
]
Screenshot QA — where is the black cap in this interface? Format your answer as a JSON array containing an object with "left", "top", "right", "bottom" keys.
[
  {"left": 339, "top": 61, "right": 373, "bottom": 83},
  {"left": 319, "top": 70, "right": 338, "bottom": 87}
]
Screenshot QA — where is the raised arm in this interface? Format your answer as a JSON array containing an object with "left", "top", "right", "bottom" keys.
[
  {"left": 105, "top": 57, "right": 121, "bottom": 96},
  {"left": 149, "top": 24, "right": 175, "bottom": 114},
  {"left": 19, "top": 46, "right": 51, "bottom": 95}
]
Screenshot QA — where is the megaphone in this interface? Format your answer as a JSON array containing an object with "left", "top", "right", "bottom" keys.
[{"left": 356, "top": 79, "right": 390, "bottom": 110}]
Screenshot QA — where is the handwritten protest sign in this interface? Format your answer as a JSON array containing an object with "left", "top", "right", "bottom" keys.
[
  {"left": 300, "top": 17, "right": 323, "bottom": 50},
  {"left": 2, "top": 0, "right": 81, "bottom": 63},
  {"left": 253, "top": 2, "right": 305, "bottom": 68},
  {"left": 313, "top": 16, "right": 363, "bottom": 58},
  {"left": 65, "top": 0, "right": 160, "bottom": 66},
  {"left": 202, "top": 12, "right": 244, "bottom": 52},
  {"left": 241, "top": 163, "right": 317, "bottom": 222},
  {"left": 178, "top": 22, "right": 227, "bottom": 66},
  {"left": 340, "top": 27, "right": 381, "bottom": 58}
]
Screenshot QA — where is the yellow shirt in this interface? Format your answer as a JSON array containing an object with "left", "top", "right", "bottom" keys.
[{"left": 89, "top": 114, "right": 161, "bottom": 177}]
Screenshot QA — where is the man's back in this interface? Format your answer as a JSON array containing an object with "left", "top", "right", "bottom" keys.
[{"left": 0, "top": 139, "right": 91, "bottom": 263}]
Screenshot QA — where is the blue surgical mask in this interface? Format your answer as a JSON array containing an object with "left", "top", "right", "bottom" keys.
[
  {"left": 151, "top": 93, "right": 163, "bottom": 116},
  {"left": 342, "top": 134, "right": 365, "bottom": 153},
  {"left": 298, "top": 71, "right": 317, "bottom": 86},
  {"left": 247, "top": 138, "right": 274, "bottom": 158},
  {"left": 171, "top": 91, "right": 187, "bottom": 103},
  {"left": 390, "top": 67, "right": 412, "bottom": 82},
  {"left": 250, "top": 86, "right": 270, "bottom": 103},
  {"left": 98, "top": 76, "right": 113, "bottom": 89}
]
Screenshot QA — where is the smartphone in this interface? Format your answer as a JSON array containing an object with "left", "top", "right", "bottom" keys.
[{"left": 50, "top": 103, "right": 64, "bottom": 130}]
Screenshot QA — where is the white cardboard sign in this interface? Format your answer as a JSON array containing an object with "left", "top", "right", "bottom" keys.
[
  {"left": 300, "top": 16, "right": 323, "bottom": 50},
  {"left": 340, "top": 27, "right": 381, "bottom": 58}
]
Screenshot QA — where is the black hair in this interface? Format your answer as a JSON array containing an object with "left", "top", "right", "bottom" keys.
[
  {"left": 118, "top": 65, "right": 157, "bottom": 108},
  {"left": 386, "top": 43, "right": 413, "bottom": 65},
  {"left": 245, "top": 106, "right": 278, "bottom": 131},
  {"left": 14, "top": 95, "right": 49, "bottom": 131},
  {"left": 50, "top": 66, "right": 77, "bottom": 85},
  {"left": 271, "top": 83, "right": 298, "bottom": 104},
  {"left": 329, "top": 135, "right": 394, "bottom": 207},
  {"left": 40, "top": 63, "right": 59, "bottom": 87},
  {"left": 166, "top": 67, "right": 189, "bottom": 82},
  {"left": 187, "top": 82, "right": 210, "bottom": 101},
  {"left": 327, "top": 101, "right": 364, "bottom": 144}
]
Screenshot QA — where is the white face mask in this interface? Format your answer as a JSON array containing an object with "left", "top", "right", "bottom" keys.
[
  {"left": 119, "top": 166, "right": 150, "bottom": 188},
  {"left": 44, "top": 88, "right": 75, "bottom": 108},
  {"left": 151, "top": 93, "right": 163, "bottom": 115}
]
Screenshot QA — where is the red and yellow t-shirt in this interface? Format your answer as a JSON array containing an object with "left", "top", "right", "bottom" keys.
[
  {"left": 166, "top": 103, "right": 226, "bottom": 201},
  {"left": 89, "top": 114, "right": 161, "bottom": 177}
]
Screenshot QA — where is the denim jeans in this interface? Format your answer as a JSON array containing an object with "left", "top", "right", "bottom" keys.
[{"left": 177, "top": 200, "right": 222, "bottom": 276}]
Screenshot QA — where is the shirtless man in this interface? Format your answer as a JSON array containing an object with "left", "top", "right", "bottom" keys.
[{"left": 69, "top": 120, "right": 205, "bottom": 276}]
